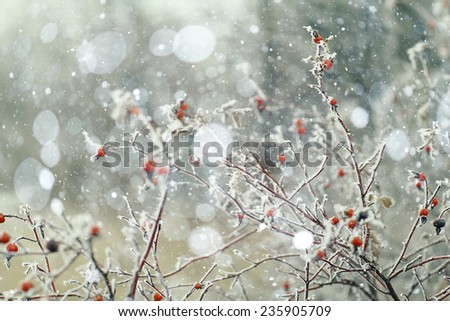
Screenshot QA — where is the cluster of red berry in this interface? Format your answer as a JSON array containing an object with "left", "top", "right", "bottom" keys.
[
  {"left": 176, "top": 100, "right": 188, "bottom": 119},
  {"left": 143, "top": 160, "right": 169, "bottom": 185},
  {"left": 310, "top": 30, "right": 338, "bottom": 110},
  {"left": 294, "top": 118, "right": 306, "bottom": 135},
  {"left": 413, "top": 172, "right": 446, "bottom": 233},
  {"left": 314, "top": 208, "right": 365, "bottom": 260},
  {"left": 414, "top": 172, "right": 427, "bottom": 189},
  {"left": 328, "top": 208, "right": 366, "bottom": 251},
  {"left": 0, "top": 213, "right": 19, "bottom": 253}
]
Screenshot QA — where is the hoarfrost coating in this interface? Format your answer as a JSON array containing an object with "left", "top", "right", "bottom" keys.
[{"left": 1, "top": 1, "right": 449, "bottom": 302}]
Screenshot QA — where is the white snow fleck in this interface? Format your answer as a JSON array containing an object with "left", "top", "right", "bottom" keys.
[
  {"left": 149, "top": 28, "right": 177, "bottom": 56},
  {"left": 161, "top": 215, "right": 191, "bottom": 241},
  {"left": 283, "top": 166, "right": 294, "bottom": 177},
  {"left": 84, "top": 268, "right": 100, "bottom": 285},
  {"left": 249, "top": 25, "right": 260, "bottom": 34},
  {"left": 40, "top": 142, "right": 61, "bottom": 168},
  {"left": 33, "top": 110, "right": 59, "bottom": 145},
  {"left": 39, "top": 168, "right": 55, "bottom": 190},
  {"left": 369, "top": 5, "right": 378, "bottom": 13},
  {"left": 386, "top": 129, "right": 410, "bottom": 161},
  {"left": 232, "top": 60, "right": 252, "bottom": 79},
  {"left": 214, "top": 253, "right": 233, "bottom": 268},
  {"left": 193, "top": 123, "right": 233, "bottom": 163},
  {"left": 293, "top": 230, "right": 314, "bottom": 250},
  {"left": 173, "top": 25, "right": 216, "bottom": 63},
  {"left": 195, "top": 203, "right": 216, "bottom": 222},
  {"left": 50, "top": 198, "right": 64, "bottom": 216},
  {"left": 351, "top": 107, "right": 370, "bottom": 128},
  {"left": 436, "top": 89, "right": 450, "bottom": 153},
  {"left": 236, "top": 78, "right": 257, "bottom": 97},
  {"left": 40, "top": 22, "right": 58, "bottom": 43},
  {"left": 77, "top": 31, "right": 127, "bottom": 74},
  {"left": 188, "top": 226, "right": 223, "bottom": 256},
  {"left": 403, "top": 86, "right": 413, "bottom": 97},
  {"left": 66, "top": 116, "right": 82, "bottom": 135},
  {"left": 106, "top": 188, "right": 125, "bottom": 210},
  {"left": 368, "top": 82, "right": 394, "bottom": 109},
  {"left": 14, "top": 158, "right": 51, "bottom": 210}
]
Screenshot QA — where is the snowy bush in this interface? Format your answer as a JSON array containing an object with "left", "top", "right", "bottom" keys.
[{"left": 0, "top": 1, "right": 449, "bottom": 301}]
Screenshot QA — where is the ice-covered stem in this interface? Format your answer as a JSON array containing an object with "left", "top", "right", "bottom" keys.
[
  {"left": 430, "top": 285, "right": 450, "bottom": 301},
  {"left": 151, "top": 225, "right": 171, "bottom": 300},
  {"left": 163, "top": 228, "right": 258, "bottom": 278},
  {"left": 412, "top": 268, "right": 428, "bottom": 300},
  {"left": 173, "top": 164, "right": 306, "bottom": 237},
  {"left": 308, "top": 250, "right": 341, "bottom": 282},
  {"left": 371, "top": 268, "right": 400, "bottom": 301},
  {"left": 390, "top": 255, "right": 450, "bottom": 279},
  {"left": 388, "top": 215, "right": 421, "bottom": 279},
  {"left": 86, "top": 239, "right": 114, "bottom": 300},
  {"left": 226, "top": 160, "right": 325, "bottom": 228},
  {"left": 303, "top": 258, "right": 310, "bottom": 300},
  {"left": 289, "top": 156, "right": 329, "bottom": 219},
  {"left": 388, "top": 181, "right": 443, "bottom": 278},
  {"left": 20, "top": 205, "right": 57, "bottom": 294},
  {"left": 303, "top": 27, "right": 368, "bottom": 207},
  {"left": 437, "top": 207, "right": 450, "bottom": 220},
  {"left": 172, "top": 164, "right": 264, "bottom": 227},
  {"left": 198, "top": 283, "right": 214, "bottom": 301},
  {"left": 293, "top": 279, "right": 375, "bottom": 300},
  {"left": 182, "top": 263, "right": 217, "bottom": 301},
  {"left": 334, "top": 111, "right": 366, "bottom": 207},
  {"left": 127, "top": 187, "right": 168, "bottom": 300},
  {"left": 407, "top": 42, "right": 434, "bottom": 88},
  {"left": 362, "top": 143, "right": 386, "bottom": 197},
  {"left": 363, "top": 222, "right": 370, "bottom": 251}
]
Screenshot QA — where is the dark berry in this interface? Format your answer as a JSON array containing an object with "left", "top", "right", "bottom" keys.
[{"left": 46, "top": 239, "right": 59, "bottom": 253}]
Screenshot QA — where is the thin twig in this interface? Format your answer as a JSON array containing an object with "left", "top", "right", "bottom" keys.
[{"left": 127, "top": 187, "right": 168, "bottom": 300}]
